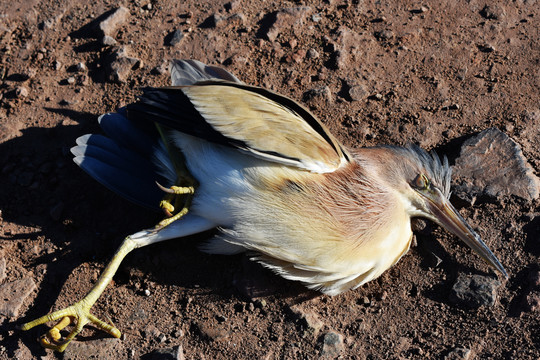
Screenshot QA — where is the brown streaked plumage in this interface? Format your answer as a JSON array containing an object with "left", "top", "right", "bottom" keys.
[{"left": 21, "top": 59, "right": 507, "bottom": 352}]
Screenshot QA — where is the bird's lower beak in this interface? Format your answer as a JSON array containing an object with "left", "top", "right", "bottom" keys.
[{"left": 426, "top": 191, "right": 508, "bottom": 278}]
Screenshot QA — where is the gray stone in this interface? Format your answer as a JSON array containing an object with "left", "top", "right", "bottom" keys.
[
  {"left": 306, "top": 48, "right": 320, "bottom": 59},
  {"left": 321, "top": 331, "right": 345, "bottom": 358},
  {"left": 97, "top": 7, "right": 129, "bottom": 37},
  {"left": 167, "top": 29, "right": 185, "bottom": 47},
  {"left": 445, "top": 347, "right": 472, "bottom": 360},
  {"left": 449, "top": 274, "right": 500, "bottom": 308},
  {"left": 0, "top": 277, "right": 36, "bottom": 317},
  {"left": 104, "top": 46, "right": 142, "bottom": 83},
  {"left": 453, "top": 128, "right": 540, "bottom": 202},
  {"left": 147, "top": 345, "right": 186, "bottom": 360},
  {"left": 101, "top": 35, "right": 117, "bottom": 46},
  {"left": 263, "top": 7, "right": 312, "bottom": 41},
  {"left": 349, "top": 84, "right": 368, "bottom": 101},
  {"left": 303, "top": 86, "right": 332, "bottom": 107}
]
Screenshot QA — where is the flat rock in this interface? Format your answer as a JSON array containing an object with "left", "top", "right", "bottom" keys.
[
  {"left": 453, "top": 128, "right": 540, "bottom": 202},
  {"left": 104, "top": 46, "right": 142, "bottom": 83},
  {"left": 63, "top": 338, "right": 124, "bottom": 360},
  {"left": 97, "top": 7, "right": 129, "bottom": 37},
  {"left": 193, "top": 321, "right": 230, "bottom": 342},
  {"left": 261, "top": 7, "right": 312, "bottom": 41},
  {"left": 0, "top": 277, "right": 36, "bottom": 317},
  {"left": 348, "top": 84, "right": 368, "bottom": 101},
  {"left": 320, "top": 331, "right": 345, "bottom": 358},
  {"left": 449, "top": 274, "right": 500, "bottom": 308}
]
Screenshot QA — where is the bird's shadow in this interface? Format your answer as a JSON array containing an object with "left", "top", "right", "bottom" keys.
[{"left": 0, "top": 107, "right": 161, "bottom": 355}]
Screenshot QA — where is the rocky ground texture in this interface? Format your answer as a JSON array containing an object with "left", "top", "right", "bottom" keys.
[{"left": 0, "top": 0, "right": 539, "bottom": 359}]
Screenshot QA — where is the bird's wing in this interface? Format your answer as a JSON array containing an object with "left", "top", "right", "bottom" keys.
[{"left": 127, "top": 82, "right": 351, "bottom": 173}]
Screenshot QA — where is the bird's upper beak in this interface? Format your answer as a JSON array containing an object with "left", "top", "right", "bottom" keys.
[{"left": 422, "top": 188, "right": 508, "bottom": 278}]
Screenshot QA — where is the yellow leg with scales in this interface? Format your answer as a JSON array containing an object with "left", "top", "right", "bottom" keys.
[
  {"left": 21, "top": 186, "right": 196, "bottom": 352},
  {"left": 21, "top": 179, "right": 196, "bottom": 352},
  {"left": 21, "top": 236, "right": 138, "bottom": 351}
]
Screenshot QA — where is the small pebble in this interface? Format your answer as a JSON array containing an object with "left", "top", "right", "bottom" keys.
[
  {"left": 76, "top": 62, "right": 87, "bottom": 72},
  {"left": 53, "top": 60, "right": 63, "bottom": 71},
  {"left": 15, "top": 86, "right": 29, "bottom": 98},
  {"left": 167, "top": 29, "right": 185, "bottom": 47},
  {"left": 306, "top": 48, "right": 319, "bottom": 59}
]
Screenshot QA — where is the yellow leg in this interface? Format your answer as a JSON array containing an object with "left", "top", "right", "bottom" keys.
[
  {"left": 157, "top": 207, "right": 189, "bottom": 229},
  {"left": 21, "top": 236, "right": 138, "bottom": 352}
]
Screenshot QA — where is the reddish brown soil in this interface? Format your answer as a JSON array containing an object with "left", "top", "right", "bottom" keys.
[{"left": 0, "top": 0, "right": 539, "bottom": 359}]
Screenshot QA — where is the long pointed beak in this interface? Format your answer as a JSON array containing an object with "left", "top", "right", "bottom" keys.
[{"left": 425, "top": 189, "right": 508, "bottom": 278}]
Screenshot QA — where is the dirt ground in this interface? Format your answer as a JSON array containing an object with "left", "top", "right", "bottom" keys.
[{"left": 0, "top": 0, "right": 539, "bottom": 359}]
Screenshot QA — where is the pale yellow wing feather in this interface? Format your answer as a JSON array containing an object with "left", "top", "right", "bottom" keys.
[{"left": 182, "top": 85, "right": 349, "bottom": 173}]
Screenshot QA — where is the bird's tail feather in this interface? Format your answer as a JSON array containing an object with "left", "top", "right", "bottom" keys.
[
  {"left": 71, "top": 59, "right": 238, "bottom": 210},
  {"left": 71, "top": 111, "right": 176, "bottom": 211}
]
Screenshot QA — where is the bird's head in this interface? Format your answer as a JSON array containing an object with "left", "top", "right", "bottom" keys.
[{"left": 378, "top": 145, "right": 507, "bottom": 278}]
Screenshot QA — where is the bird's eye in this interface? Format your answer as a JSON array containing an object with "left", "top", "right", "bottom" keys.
[{"left": 413, "top": 174, "right": 430, "bottom": 190}]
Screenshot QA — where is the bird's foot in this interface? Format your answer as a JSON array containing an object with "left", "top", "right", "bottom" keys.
[
  {"left": 21, "top": 299, "right": 121, "bottom": 352},
  {"left": 156, "top": 182, "right": 194, "bottom": 229}
]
